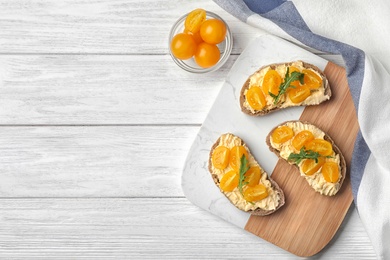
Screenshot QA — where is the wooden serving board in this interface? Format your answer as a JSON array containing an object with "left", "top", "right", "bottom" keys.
[
  {"left": 245, "top": 62, "right": 358, "bottom": 256},
  {"left": 182, "top": 35, "right": 359, "bottom": 257}
]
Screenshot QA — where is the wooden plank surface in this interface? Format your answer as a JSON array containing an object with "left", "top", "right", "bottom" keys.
[
  {"left": 245, "top": 62, "right": 359, "bottom": 256},
  {"left": 0, "top": 55, "right": 342, "bottom": 125},
  {"left": 0, "top": 126, "right": 198, "bottom": 197},
  {"left": 0, "top": 198, "right": 376, "bottom": 259},
  {"left": 0, "top": 55, "right": 231, "bottom": 125},
  {"left": 0, "top": 0, "right": 265, "bottom": 54},
  {"left": 0, "top": 0, "right": 376, "bottom": 258}
]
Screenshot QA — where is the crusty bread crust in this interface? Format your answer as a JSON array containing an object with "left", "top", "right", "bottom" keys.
[
  {"left": 265, "top": 121, "right": 346, "bottom": 195},
  {"left": 209, "top": 133, "right": 285, "bottom": 216},
  {"left": 240, "top": 61, "right": 331, "bottom": 116}
]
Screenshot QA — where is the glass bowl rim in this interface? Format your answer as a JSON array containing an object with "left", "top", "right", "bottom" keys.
[{"left": 168, "top": 10, "right": 233, "bottom": 74}]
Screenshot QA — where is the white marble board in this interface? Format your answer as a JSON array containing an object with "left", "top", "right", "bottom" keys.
[{"left": 182, "top": 35, "right": 327, "bottom": 230}]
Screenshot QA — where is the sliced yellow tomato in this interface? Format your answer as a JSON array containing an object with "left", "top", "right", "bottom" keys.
[
  {"left": 303, "top": 69, "right": 322, "bottom": 89},
  {"left": 288, "top": 85, "right": 311, "bottom": 103},
  {"left": 211, "top": 146, "right": 230, "bottom": 170},
  {"left": 243, "top": 184, "right": 269, "bottom": 202},
  {"left": 271, "top": 126, "right": 294, "bottom": 144},
  {"left": 184, "top": 8, "right": 206, "bottom": 33},
  {"left": 244, "top": 166, "right": 261, "bottom": 186},
  {"left": 229, "top": 145, "right": 248, "bottom": 171},
  {"left": 246, "top": 86, "right": 266, "bottom": 110},
  {"left": 289, "top": 66, "right": 302, "bottom": 88},
  {"left": 300, "top": 157, "right": 325, "bottom": 176},
  {"left": 321, "top": 162, "right": 340, "bottom": 183},
  {"left": 220, "top": 170, "right": 239, "bottom": 192},
  {"left": 289, "top": 66, "right": 301, "bottom": 73},
  {"left": 292, "top": 130, "right": 315, "bottom": 150},
  {"left": 262, "top": 70, "right": 282, "bottom": 96},
  {"left": 306, "top": 139, "right": 333, "bottom": 156}
]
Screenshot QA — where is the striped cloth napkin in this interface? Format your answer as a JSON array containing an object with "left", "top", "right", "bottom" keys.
[{"left": 213, "top": 0, "right": 390, "bottom": 258}]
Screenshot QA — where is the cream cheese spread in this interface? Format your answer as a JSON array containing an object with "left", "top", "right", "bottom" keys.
[
  {"left": 270, "top": 121, "right": 342, "bottom": 196},
  {"left": 211, "top": 133, "right": 281, "bottom": 211},
  {"left": 243, "top": 61, "right": 330, "bottom": 113}
]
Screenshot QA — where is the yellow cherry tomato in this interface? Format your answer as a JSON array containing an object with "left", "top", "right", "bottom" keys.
[
  {"left": 306, "top": 139, "right": 333, "bottom": 156},
  {"left": 289, "top": 66, "right": 301, "bottom": 73},
  {"left": 292, "top": 130, "right": 315, "bottom": 151},
  {"left": 229, "top": 145, "right": 248, "bottom": 171},
  {"left": 246, "top": 86, "right": 266, "bottom": 110},
  {"left": 321, "top": 162, "right": 340, "bottom": 183},
  {"left": 170, "top": 33, "right": 197, "bottom": 60},
  {"left": 200, "top": 18, "right": 227, "bottom": 44},
  {"left": 244, "top": 166, "right": 261, "bottom": 186},
  {"left": 288, "top": 85, "right": 311, "bottom": 103},
  {"left": 243, "top": 184, "right": 269, "bottom": 202},
  {"left": 220, "top": 170, "right": 239, "bottom": 192},
  {"left": 262, "top": 70, "right": 282, "bottom": 96},
  {"left": 184, "top": 8, "right": 206, "bottom": 34},
  {"left": 211, "top": 146, "right": 230, "bottom": 170},
  {"left": 194, "top": 42, "right": 220, "bottom": 68},
  {"left": 303, "top": 69, "right": 322, "bottom": 89},
  {"left": 289, "top": 66, "right": 302, "bottom": 88},
  {"left": 184, "top": 29, "right": 203, "bottom": 45},
  {"left": 271, "top": 126, "right": 294, "bottom": 144},
  {"left": 300, "top": 157, "right": 325, "bottom": 175}
]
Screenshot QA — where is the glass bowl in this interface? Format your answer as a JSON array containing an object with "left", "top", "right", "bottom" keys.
[{"left": 168, "top": 11, "right": 233, "bottom": 73}]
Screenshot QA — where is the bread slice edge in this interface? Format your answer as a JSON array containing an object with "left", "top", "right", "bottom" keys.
[
  {"left": 240, "top": 61, "right": 331, "bottom": 116},
  {"left": 209, "top": 133, "right": 285, "bottom": 216},
  {"left": 265, "top": 120, "right": 346, "bottom": 196}
]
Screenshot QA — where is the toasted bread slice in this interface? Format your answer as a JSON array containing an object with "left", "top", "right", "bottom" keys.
[
  {"left": 209, "top": 133, "right": 285, "bottom": 216},
  {"left": 240, "top": 61, "right": 331, "bottom": 116},
  {"left": 266, "top": 121, "right": 346, "bottom": 196}
]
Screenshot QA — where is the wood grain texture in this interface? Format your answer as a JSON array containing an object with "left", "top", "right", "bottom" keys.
[
  {"left": 0, "top": 0, "right": 375, "bottom": 257},
  {"left": 0, "top": 126, "right": 198, "bottom": 197},
  {"left": 0, "top": 55, "right": 233, "bottom": 124},
  {"left": 0, "top": 0, "right": 265, "bottom": 54},
  {"left": 245, "top": 62, "right": 359, "bottom": 256},
  {"left": 0, "top": 198, "right": 376, "bottom": 259},
  {"left": 0, "top": 55, "right": 344, "bottom": 125},
  {"left": 0, "top": 55, "right": 237, "bottom": 125}
]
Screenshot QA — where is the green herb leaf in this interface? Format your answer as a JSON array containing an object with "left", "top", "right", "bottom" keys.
[
  {"left": 238, "top": 155, "right": 249, "bottom": 195},
  {"left": 271, "top": 68, "right": 305, "bottom": 104},
  {"left": 287, "top": 147, "right": 320, "bottom": 165}
]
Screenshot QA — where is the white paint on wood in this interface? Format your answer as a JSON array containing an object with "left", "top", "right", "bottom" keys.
[
  {"left": 0, "top": 54, "right": 343, "bottom": 125},
  {"left": 0, "top": 55, "right": 232, "bottom": 124},
  {"left": 0, "top": 126, "right": 198, "bottom": 197},
  {"left": 0, "top": 0, "right": 265, "bottom": 54},
  {"left": 0, "top": 0, "right": 374, "bottom": 257},
  {"left": 0, "top": 198, "right": 376, "bottom": 259}
]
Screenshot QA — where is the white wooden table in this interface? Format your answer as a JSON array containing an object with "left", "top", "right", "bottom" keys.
[{"left": 0, "top": 0, "right": 378, "bottom": 258}]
